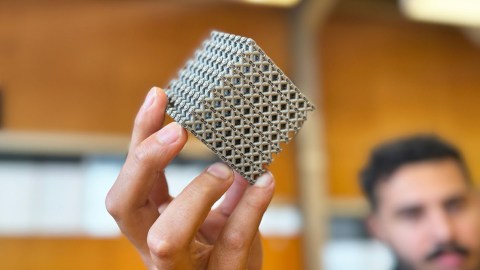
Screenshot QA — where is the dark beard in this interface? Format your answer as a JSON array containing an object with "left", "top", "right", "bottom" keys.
[
  {"left": 392, "top": 241, "right": 472, "bottom": 270},
  {"left": 425, "top": 242, "right": 469, "bottom": 262},
  {"left": 393, "top": 259, "right": 480, "bottom": 270},
  {"left": 392, "top": 257, "right": 415, "bottom": 270}
]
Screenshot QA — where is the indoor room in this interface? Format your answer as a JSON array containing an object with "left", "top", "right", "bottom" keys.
[{"left": 1, "top": 0, "right": 480, "bottom": 269}]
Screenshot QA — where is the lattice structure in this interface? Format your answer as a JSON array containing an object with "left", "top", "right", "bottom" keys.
[{"left": 165, "top": 31, "right": 315, "bottom": 184}]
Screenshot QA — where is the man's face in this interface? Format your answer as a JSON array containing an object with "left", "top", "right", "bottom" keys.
[{"left": 369, "top": 159, "right": 480, "bottom": 270}]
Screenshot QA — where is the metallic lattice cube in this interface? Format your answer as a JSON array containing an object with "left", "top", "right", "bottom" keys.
[{"left": 165, "top": 31, "right": 315, "bottom": 184}]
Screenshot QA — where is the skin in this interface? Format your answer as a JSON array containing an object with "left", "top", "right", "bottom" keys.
[
  {"left": 368, "top": 159, "right": 480, "bottom": 270},
  {"left": 106, "top": 87, "right": 275, "bottom": 270}
]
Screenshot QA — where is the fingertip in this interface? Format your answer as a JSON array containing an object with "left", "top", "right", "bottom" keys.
[
  {"left": 141, "top": 87, "right": 167, "bottom": 112},
  {"left": 155, "top": 122, "right": 187, "bottom": 146},
  {"left": 140, "top": 87, "right": 157, "bottom": 111},
  {"left": 206, "top": 162, "right": 234, "bottom": 182},
  {"left": 153, "top": 86, "right": 167, "bottom": 100},
  {"left": 178, "top": 122, "right": 187, "bottom": 135},
  {"left": 152, "top": 86, "right": 163, "bottom": 92},
  {"left": 176, "top": 123, "right": 188, "bottom": 146},
  {"left": 153, "top": 86, "right": 168, "bottom": 111},
  {"left": 254, "top": 171, "right": 274, "bottom": 189},
  {"left": 135, "top": 87, "right": 166, "bottom": 125}
]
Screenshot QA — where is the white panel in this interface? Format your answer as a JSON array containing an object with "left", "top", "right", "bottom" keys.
[
  {"left": 259, "top": 204, "right": 302, "bottom": 237},
  {"left": 0, "top": 162, "right": 38, "bottom": 235},
  {"left": 323, "top": 239, "right": 394, "bottom": 270},
  {"left": 34, "top": 162, "right": 84, "bottom": 235},
  {"left": 164, "top": 163, "right": 205, "bottom": 197},
  {"left": 0, "top": 159, "right": 248, "bottom": 237},
  {"left": 82, "top": 158, "right": 123, "bottom": 237}
]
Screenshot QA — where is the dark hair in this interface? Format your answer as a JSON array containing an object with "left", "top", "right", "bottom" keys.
[{"left": 360, "top": 134, "right": 470, "bottom": 210}]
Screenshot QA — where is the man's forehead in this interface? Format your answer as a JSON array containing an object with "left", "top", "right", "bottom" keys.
[{"left": 375, "top": 159, "right": 469, "bottom": 211}]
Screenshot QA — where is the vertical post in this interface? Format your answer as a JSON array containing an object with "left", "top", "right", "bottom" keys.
[
  {"left": 290, "top": 1, "right": 336, "bottom": 269},
  {"left": 0, "top": 86, "right": 3, "bottom": 129}
]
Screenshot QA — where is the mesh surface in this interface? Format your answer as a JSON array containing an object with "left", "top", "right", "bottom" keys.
[{"left": 165, "top": 31, "right": 315, "bottom": 184}]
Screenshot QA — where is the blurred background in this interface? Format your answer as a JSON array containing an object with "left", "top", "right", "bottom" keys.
[{"left": 1, "top": 0, "right": 480, "bottom": 269}]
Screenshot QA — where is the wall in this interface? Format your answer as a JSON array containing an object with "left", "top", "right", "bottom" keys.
[
  {"left": 0, "top": 0, "right": 299, "bottom": 198},
  {"left": 0, "top": 1, "right": 303, "bottom": 269},
  {"left": 321, "top": 2, "right": 480, "bottom": 198}
]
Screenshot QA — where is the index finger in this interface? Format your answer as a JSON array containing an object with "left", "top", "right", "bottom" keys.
[
  {"left": 113, "top": 122, "right": 187, "bottom": 212},
  {"left": 129, "top": 87, "right": 168, "bottom": 153}
]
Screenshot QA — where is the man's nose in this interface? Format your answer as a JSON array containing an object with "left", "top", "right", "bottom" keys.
[{"left": 429, "top": 210, "right": 455, "bottom": 242}]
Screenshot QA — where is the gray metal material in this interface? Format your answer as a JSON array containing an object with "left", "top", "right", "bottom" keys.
[{"left": 165, "top": 31, "right": 315, "bottom": 184}]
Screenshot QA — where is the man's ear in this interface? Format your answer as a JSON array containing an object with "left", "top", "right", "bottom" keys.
[{"left": 366, "top": 213, "right": 387, "bottom": 242}]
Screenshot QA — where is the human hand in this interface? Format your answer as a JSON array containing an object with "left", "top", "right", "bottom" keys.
[{"left": 106, "top": 87, "right": 275, "bottom": 270}]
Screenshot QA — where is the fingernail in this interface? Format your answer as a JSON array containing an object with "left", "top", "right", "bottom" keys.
[
  {"left": 207, "top": 163, "right": 233, "bottom": 180},
  {"left": 142, "top": 87, "right": 157, "bottom": 110},
  {"left": 254, "top": 172, "right": 273, "bottom": 188},
  {"left": 156, "top": 122, "right": 182, "bottom": 145}
]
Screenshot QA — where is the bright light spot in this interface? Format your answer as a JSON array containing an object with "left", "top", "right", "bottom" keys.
[{"left": 401, "top": 0, "right": 480, "bottom": 27}]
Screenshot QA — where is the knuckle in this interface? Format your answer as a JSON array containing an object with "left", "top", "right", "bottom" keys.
[
  {"left": 131, "top": 140, "right": 167, "bottom": 168},
  {"left": 147, "top": 234, "right": 177, "bottom": 259},
  {"left": 222, "top": 231, "right": 246, "bottom": 251},
  {"left": 132, "top": 144, "right": 152, "bottom": 165},
  {"left": 105, "top": 190, "right": 122, "bottom": 219}
]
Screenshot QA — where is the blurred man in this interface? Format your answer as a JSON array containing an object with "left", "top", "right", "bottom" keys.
[{"left": 361, "top": 135, "right": 480, "bottom": 270}]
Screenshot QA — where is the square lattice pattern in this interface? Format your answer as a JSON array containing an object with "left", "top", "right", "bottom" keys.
[{"left": 165, "top": 31, "right": 315, "bottom": 184}]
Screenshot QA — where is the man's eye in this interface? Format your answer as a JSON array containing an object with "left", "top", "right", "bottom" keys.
[
  {"left": 446, "top": 199, "right": 465, "bottom": 214},
  {"left": 398, "top": 209, "right": 422, "bottom": 221}
]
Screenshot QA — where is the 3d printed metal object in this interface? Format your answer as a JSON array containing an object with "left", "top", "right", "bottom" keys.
[{"left": 165, "top": 31, "right": 315, "bottom": 184}]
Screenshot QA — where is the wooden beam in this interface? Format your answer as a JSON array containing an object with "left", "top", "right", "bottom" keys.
[{"left": 290, "top": 0, "right": 337, "bottom": 269}]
